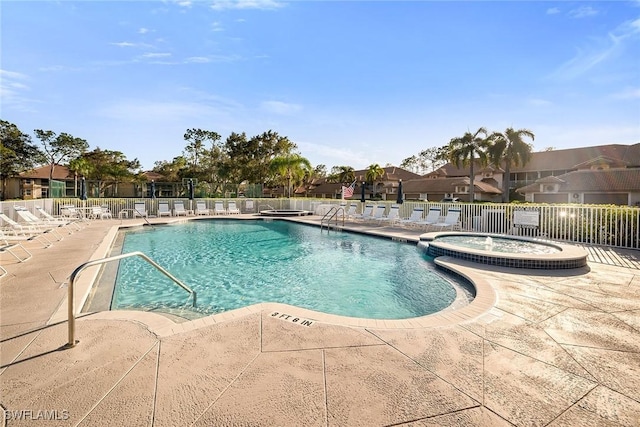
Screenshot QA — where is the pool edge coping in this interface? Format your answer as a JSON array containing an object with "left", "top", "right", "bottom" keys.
[{"left": 66, "top": 218, "right": 503, "bottom": 333}]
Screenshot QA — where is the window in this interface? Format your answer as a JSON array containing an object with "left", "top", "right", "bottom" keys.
[
  {"left": 24, "top": 179, "right": 32, "bottom": 184},
  {"left": 24, "top": 189, "right": 32, "bottom": 196}
]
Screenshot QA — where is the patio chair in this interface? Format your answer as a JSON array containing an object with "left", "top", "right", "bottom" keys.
[
  {"left": 195, "top": 201, "right": 210, "bottom": 216},
  {"left": 133, "top": 202, "right": 148, "bottom": 218},
  {"left": 0, "top": 229, "right": 34, "bottom": 262},
  {"left": 345, "top": 203, "right": 358, "bottom": 220},
  {"left": 90, "top": 206, "right": 112, "bottom": 220},
  {"left": 157, "top": 201, "right": 172, "bottom": 217},
  {"left": 398, "top": 207, "right": 424, "bottom": 227},
  {"left": 213, "top": 201, "right": 227, "bottom": 215},
  {"left": 60, "top": 205, "right": 90, "bottom": 223},
  {"left": 227, "top": 201, "right": 241, "bottom": 214},
  {"left": 376, "top": 204, "right": 400, "bottom": 225},
  {"left": 16, "top": 207, "right": 75, "bottom": 234},
  {"left": 413, "top": 207, "right": 443, "bottom": 229},
  {"left": 36, "top": 207, "right": 83, "bottom": 231},
  {"left": 367, "top": 205, "right": 387, "bottom": 222},
  {"left": 13, "top": 209, "right": 65, "bottom": 240},
  {"left": 0, "top": 213, "right": 57, "bottom": 246},
  {"left": 352, "top": 204, "right": 374, "bottom": 221},
  {"left": 100, "top": 205, "right": 113, "bottom": 219},
  {"left": 426, "top": 208, "right": 462, "bottom": 231},
  {"left": 173, "top": 200, "right": 188, "bottom": 216}
]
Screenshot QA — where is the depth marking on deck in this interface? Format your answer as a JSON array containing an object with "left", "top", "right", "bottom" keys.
[{"left": 270, "top": 312, "right": 314, "bottom": 327}]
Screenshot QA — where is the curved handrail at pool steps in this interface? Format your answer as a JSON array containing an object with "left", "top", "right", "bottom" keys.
[{"left": 64, "top": 251, "right": 196, "bottom": 348}]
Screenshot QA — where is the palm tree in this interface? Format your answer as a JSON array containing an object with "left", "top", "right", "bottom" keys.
[
  {"left": 68, "top": 157, "right": 93, "bottom": 197},
  {"left": 489, "top": 127, "right": 535, "bottom": 202},
  {"left": 269, "top": 153, "right": 312, "bottom": 197},
  {"left": 448, "top": 127, "right": 490, "bottom": 203},
  {"left": 336, "top": 166, "right": 355, "bottom": 184},
  {"left": 365, "top": 163, "right": 385, "bottom": 197}
]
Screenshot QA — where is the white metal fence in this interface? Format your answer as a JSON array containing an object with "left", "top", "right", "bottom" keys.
[{"left": 2, "top": 198, "right": 639, "bottom": 250}]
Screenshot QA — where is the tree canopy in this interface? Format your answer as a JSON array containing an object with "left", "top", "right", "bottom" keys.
[
  {"left": 34, "top": 129, "right": 89, "bottom": 181},
  {"left": 448, "top": 127, "right": 490, "bottom": 203},
  {"left": 0, "top": 120, "right": 46, "bottom": 200}
]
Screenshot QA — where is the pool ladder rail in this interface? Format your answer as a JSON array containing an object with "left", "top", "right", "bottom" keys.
[
  {"left": 321, "top": 206, "right": 345, "bottom": 231},
  {"left": 64, "top": 251, "right": 196, "bottom": 349}
]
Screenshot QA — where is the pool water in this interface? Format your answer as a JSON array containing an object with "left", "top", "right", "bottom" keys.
[
  {"left": 434, "top": 235, "right": 560, "bottom": 254},
  {"left": 112, "top": 220, "right": 459, "bottom": 319}
]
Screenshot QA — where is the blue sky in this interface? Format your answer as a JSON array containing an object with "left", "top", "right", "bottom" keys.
[{"left": 2, "top": 0, "right": 639, "bottom": 171}]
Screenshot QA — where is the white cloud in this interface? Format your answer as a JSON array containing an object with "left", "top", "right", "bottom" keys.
[
  {"left": 185, "top": 56, "right": 212, "bottom": 63},
  {"left": 611, "top": 87, "right": 640, "bottom": 100},
  {"left": 0, "top": 69, "right": 36, "bottom": 112},
  {"left": 550, "top": 16, "right": 640, "bottom": 79},
  {"left": 211, "top": 21, "right": 224, "bottom": 32},
  {"left": 568, "top": 6, "right": 599, "bottom": 19},
  {"left": 209, "top": 0, "right": 285, "bottom": 11},
  {"left": 0, "top": 69, "right": 28, "bottom": 80},
  {"left": 138, "top": 28, "right": 149, "bottom": 34},
  {"left": 142, "top": 52, "right": 172, "bottom": 58},
  {"left": 111, "top": 41, "right": 137, "bottom": 48},
  {"left": 546, "top": 7, "right": 560, "bottom": 15},
  {"left": 184, "top": 54, "right": 242, "bottom": 63},
  {"left": 260, "top": 101, "right": 302, "bottom": 115}
]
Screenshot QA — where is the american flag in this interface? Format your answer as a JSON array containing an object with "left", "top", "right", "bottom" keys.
[{"left": 341, "top": 180, "right": 356, "bottom": 199}]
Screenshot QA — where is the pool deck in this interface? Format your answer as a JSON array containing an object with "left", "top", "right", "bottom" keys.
[{"left": 1, "top": 214, "right": 639, "bottom": 426}]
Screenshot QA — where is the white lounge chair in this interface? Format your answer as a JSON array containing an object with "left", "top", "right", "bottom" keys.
[
  {"left": 13, "top": 209, "right": 65, "bottom": 240},
  {"left": 0, "top": 230, "right": 33, "bottom": 262},
  {"left": 227, "top": 201, "right": 241, "bottom": 214},
  {"left": 376, "top": 205, "right": 400, "bottom": 225},
  {"left": 426, "top": 208, "right": 462, "bottom": 231},
  {"left": 213, "top": 201, "right": 227, "bottom": 215},
  {"left": 133, "top": 202, "right": 148, "bottom": 218},
  {"left": 413, "top": 207, "right": 443, "bottom": 229},
  {"left": 157, "top": 201, "right": 172, "bottom": 217},
  {"left": 367, "top": 205, "right": 387, "bottom": 222},
  {"left": 398, "top": 207, "right": 424, "bottom": 227},
  {"left": 0, "top": 213, "right": 56, "bottom": 246},
  {"left": 195, "top": 201, "right": 210, "bottom": 215},
  {"left": 173, "top": 200, "right": 188, "bottom": 216},
  {"left": 345, "top": 203, "right": 358, "bottom": 220},
  {"left": 36, "top": 207, "right": 83, "bottom": 231},
  {"left": 353, "top": 204, "right": 374, "bottom": 221}
]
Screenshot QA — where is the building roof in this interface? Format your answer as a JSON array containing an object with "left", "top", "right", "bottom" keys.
[
  {"left": 402, "top": 176, "right": 501, "bottom": 195},
  {"left": 142, "top": 171, "right": 166, "bottom": 181},
  {"left": 517, "top": 168, "right": 640, "bottom": 193},
  {"left": 18, "top": 164, "right": 74, "bottom": 180},
  {"left": 511, "top": 143, "right": 640, "bottom": 172},
  {"left": 428, "top": 143, "right": 640, "bottom": 177}
]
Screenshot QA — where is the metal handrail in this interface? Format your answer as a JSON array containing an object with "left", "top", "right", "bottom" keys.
[
  {"left": 134, "top": 207, "right": 154, "bottom": 228},
  {"left": 321, "top": 206, "right": 345, "bottom": 231},
  {"left": 65, "top": 251, "right": 196, "bottom": 348}
]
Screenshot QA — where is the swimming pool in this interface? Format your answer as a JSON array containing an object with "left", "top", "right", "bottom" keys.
[{"left": 112, "top": 220, "right": 465, "bottom": 319}]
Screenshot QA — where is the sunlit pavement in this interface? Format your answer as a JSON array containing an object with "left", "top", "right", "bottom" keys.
[{"left": 1, "top": 215, "right": 639, "bottom": 426}]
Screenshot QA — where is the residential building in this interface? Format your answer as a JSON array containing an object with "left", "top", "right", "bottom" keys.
[
  {"left": 303, "top": 167, "right": 421, "bottom": 200},
  {"left": 400, "top": 143, "right": 640, "bottom": 205}
]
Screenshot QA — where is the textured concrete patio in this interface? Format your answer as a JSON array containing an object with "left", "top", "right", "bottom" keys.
[{"left": 1, "top": 215, "right": 639, "bottom": 426}]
